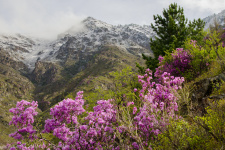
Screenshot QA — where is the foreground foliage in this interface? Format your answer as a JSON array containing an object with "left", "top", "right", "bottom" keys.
[
  {"left": 153, "top": 99, "right": 225, "bottom": 150},
  {"left": 6, "top": 70, "right": 184, "bottom": 149},
  {"left": 5, "top": 3, "right": 225, "bottom": 149}
]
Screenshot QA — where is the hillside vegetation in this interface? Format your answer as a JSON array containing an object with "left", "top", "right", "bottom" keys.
[
  {"left": 5, "top": 29, "right": 225, "bottom": 149},
  {"left": 2, "top": 3, "right": 225, "bottom": 150}
]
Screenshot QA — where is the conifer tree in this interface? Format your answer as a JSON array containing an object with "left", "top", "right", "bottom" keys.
[{"left": 137, "top": 3, "right": 205, "bottom": 73}]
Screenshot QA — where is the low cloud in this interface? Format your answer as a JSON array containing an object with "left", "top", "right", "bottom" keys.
[
  {"left": 0, "top": 0, "right": 224, "bottom": 39},
  {"left": 0, "top": 0, "right": 86, "bottom": 39}
]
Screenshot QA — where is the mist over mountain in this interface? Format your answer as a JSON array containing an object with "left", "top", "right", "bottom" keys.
[
  {"left": 0, "top": 16, "right": 155, "bottom": 71},
  {"left": 203, "top": 9, "right": 225, "bottom": 29}
]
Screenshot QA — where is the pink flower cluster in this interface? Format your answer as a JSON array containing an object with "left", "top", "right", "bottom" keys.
[
  {"left": 43, "top": 91, "right": 85, "bottom": 133},
  {"left": 9, "top": 100, "right": 38, "bottom": 140},
  {"left": 6, "top": 141, "right": 48, "bottom": 150},
  {"left": 43, "top": 92, "right": 118, "bottom": 149},
  {"left": 155, "top": 48, "right": 192, "bottom": 78},
  {"left": 133, "top": 69, "right": 184, "bottom": 147}
]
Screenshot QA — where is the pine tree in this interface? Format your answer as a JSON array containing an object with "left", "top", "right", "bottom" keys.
[{"left": 137, "top": 3, "right": 205, "bottom": 73}]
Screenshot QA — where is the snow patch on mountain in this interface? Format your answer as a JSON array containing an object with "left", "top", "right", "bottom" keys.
[
  {"left": 0, "top": 17, "right": 155, "bottom": 71},
  {"left": 203, "top": 9, "right": 225, "bottom": 29}
]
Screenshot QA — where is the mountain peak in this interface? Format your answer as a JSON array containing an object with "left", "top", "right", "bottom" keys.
[
  {"left": 83, "top": 16, "right": 97, "bottom": 22},
  {"left": 82, "top": 16, "right": 113, "bottom": 30}
]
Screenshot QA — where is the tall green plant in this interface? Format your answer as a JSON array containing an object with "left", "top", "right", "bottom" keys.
[{"left": 137, "top": 3, "right": 205, "bottom": 73}]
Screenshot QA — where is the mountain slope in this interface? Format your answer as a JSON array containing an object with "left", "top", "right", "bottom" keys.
[
  {"left": 32, "top": 45, "right": 145, "bottom": 110},
  {"left": 0, "top": 17, "right": 152, "bottom": 146},
  {"left": 0, "top": 63, "right": 34, "bottom": 145}
]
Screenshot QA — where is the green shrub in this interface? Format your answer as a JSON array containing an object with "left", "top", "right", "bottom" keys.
[{"left": 153, "top": 99, "right": 225, "bottom": 150}]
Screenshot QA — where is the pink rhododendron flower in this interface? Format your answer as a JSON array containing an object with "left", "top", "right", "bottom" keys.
[
  {"left": 133, "top": 107, "right": 137, "bottom": 114},
  {"left": 127, "top": 101, "right": 134, "bottom": 106}
]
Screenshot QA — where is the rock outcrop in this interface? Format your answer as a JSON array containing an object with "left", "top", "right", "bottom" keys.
[{"left": 191, "top": 72, "right": 225, "bottom": 115}]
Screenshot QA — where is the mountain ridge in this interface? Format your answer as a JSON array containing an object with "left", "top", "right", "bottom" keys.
[{"left": 0, "top": 16, "right": 155, "bottom": 72}]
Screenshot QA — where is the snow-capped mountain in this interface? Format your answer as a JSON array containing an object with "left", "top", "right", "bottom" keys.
[
  {"left": 0, "top": 17, "right": 154, "bottom": 72},
  {"left": 203, "top": 10, "right": 225, "bottom": 29},
  {"left": 53, "top": 17, "right": 154, "bottom": 64},
  {"left": 0, "top": 34, "right": 55, "bottom": 71}
]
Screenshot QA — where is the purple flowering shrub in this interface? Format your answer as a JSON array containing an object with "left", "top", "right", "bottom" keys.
[
  {"left": 132, "top": 69, "right": 184, "bottom": 148},
  {"left": 9, "top": 100, "right": 38, "bottom": 140},
  {"left": 7, "top": 69, "right": 184, "bottom": 150},
  {"left": 155, "top": 48, "right": 192, "bottom": 79},
  {"left": 155, "top": 36, "right": 224, "bottom": 80}
]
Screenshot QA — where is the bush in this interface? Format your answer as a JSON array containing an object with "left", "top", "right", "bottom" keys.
[
  {"left": 155, "top": 48, "right": 192, "bottom": 79},
  {"left": 156, "top": 31, "right": 225, "bottom": 81},
  {"left": 151, "top": 99, "right": 225, "bottom": 150}
]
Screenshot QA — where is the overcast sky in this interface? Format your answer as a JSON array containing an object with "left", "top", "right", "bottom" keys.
[{"left": 0, "top": 0, "right": 224, "bottom": 39}]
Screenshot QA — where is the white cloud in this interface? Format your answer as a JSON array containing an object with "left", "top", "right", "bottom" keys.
[
  {"left": 0, "top": 0, "right": 224, "bottom": 39},
  {"left": 178, "top": 0, "right": 225, "bottom": 20},
  {"left": 0, "top": 0, "right": 86, "bottom": 39}
]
